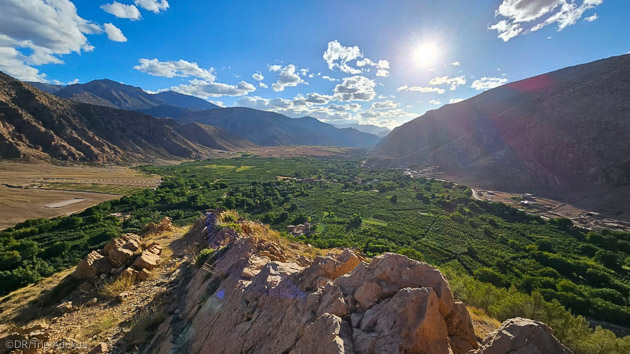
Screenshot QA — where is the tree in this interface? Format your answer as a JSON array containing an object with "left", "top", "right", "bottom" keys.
[
  {"left": 390, "top": 194, "right": 398, "bottom": 203},
  {"left": 349, "top": 214, "right": 362, "bottom": 229},
  {"left": 594, "top": 249, "right": 621, "bottom": 269}
]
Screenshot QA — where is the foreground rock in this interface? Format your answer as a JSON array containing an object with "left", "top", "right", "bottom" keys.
[
  {"left": 145, "top": 214, "right": 479, "bottom": 354},
  {"left": 73, "top": 231, "right": 163, "bottom": 281},
  {"left": 474, "top": 317, "right": 572, "bottom": 354}
]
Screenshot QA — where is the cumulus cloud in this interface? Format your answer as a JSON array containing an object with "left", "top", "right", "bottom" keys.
[
  {"left": 135, "top": 58, "right": 255, "bottom": 98},
  {"left": 135, "top": 0, "right": 169, "bottom": 13},
  {"left": 428, "top": 99, "right": 442, "bottom": 105},
  {"left": 167, "top": 79, "right": 255, "bottom": 98},
  {"left": 471, "top": 77, "right": 508, "bottom": 90},
  {"left": 429, "top": 75, "right": 466, "bottom": 90},
  {"left": 334, "top": 76, "right": 377, "bottom": 101},
  {"left": 252, "top": 72, "right": 264, "bottom": 81},
  {"left": 449, "top": 98, "right": 465, "bottom": 104},
  {"left": 103, "top": 23, "right": 127, "bottom": 42},
  {"left": 0, "top": 0, "right": 109, "bottom": 82},
  {"left": 134, "top": 58, "right": 215, "bottom": 80},
  {"left": 322, "top": 75, "right": 338, "bottom": 82},
  {"left": 101, "top": 2, "right": 141, "bottom": 20},
  {"left": 323, "top": 40, "right": 390, "bottom": 77},
  {"left": 259, "top": 82, "right": 268, "bottom": 88},
  {"left": 396, "top": 85, "right": 445, "bottom": 94},
  {"left": 269, "top": 64, "right": 306, "bottom": 92},
  {"left": 490, "top": 0, "right": 603, "bottom": 41}
]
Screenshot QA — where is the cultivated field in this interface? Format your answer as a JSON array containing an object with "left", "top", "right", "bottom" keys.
[{"left": 0, "top": 162, "right": 160, "bottom": 229}]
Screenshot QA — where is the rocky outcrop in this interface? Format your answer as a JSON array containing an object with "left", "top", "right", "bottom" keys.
[
  {"left": 138, "top": 213, "right": 572, "bottom": 354},
  {"left": 145, "top": 213, "right": 479, "bottom": 354},
  {"left": 73, "top": 232, "right": 161, "bottom": 280},
  {"left": 474, "top": 318, "right": 571, "bottom": 354}
]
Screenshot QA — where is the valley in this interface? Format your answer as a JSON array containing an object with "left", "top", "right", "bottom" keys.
[
  {"left": 0, "top": 162, "right": 160, "bottom": 229},
  {"left": 1, "top": 157, "right": 629, "bottom": 333}
]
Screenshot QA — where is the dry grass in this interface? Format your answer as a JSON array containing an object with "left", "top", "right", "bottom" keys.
[
  {"left": 467, "top": 306, "right": 501, "bottom": 339},
  {"left": 100, "top": 276, "right": 135, "bottom": 298},
  {"left": 124, "top": 303, "right": 166, "bottom": 345},
  {"left": 79, "top": 315, "right": 119, "bottom": 341}
]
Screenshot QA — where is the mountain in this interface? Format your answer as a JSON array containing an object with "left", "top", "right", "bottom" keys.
[
  {"left": 25, "top": 82, "right": 64, "bottom": 94},
  {"left": 52, "top": 79, "right": 218, "bottom": 118},
  {"left": 371, "top": 54, "right": 630, "bottom": 212},
  {"left": 154, "top": 91, "right": 219, "bottom": 110},
  {"left": 333, "top": 122, "right": 391, "bottom": 137},
  {"left": 0, "top": 72, "right": 254, "bottom": 162},
  {"left": 173, "top": 122, "right": 256, "bottom": 151},
  {"left": 176, "top": 107, "right": 381, "bottom": 148}
]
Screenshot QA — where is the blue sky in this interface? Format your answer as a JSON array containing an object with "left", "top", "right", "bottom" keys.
[{"left": 1, "top": 0, "right": 629, "bottom": 128}]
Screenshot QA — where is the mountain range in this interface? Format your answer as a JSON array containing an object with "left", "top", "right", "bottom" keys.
[
  {"left": 371, "top": 54, "right": 630, "bottom": 214},
  {"left": 175, "top": 108, "right": 380, "bottom": 148},
  {"left": 0, "top": 73, "right": 252, "bottom": 162}
]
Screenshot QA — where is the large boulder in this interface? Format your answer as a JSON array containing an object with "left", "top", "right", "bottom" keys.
[
  {"left": 474, "top": 317, "right": 572, "bottom": 354},
  {"left": 73, "top": 251, "right": 111, "bottom": 279},
  {"left": 133, "top": 250, "right": 161, "bottom": 271}
]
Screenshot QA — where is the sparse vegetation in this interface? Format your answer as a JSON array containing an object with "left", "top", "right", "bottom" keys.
[{"left": 100, "top": 276, "right": 135, "bottom": 298}]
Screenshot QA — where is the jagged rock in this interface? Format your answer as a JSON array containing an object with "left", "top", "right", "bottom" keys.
[
  {"left": 74, "top": 251, "right": 111, "bottom": 279},
  {"left": 137, "top": 268, "right": 152, "bottom": 281},
  {"left": 86, "top": 298, "right": 98, "bottom": 306},
  {"left": 133, "top": 251, "right": 161, "bottom": 270},
  {"left": 121, "top": 267, "right": 138, "bottom": 280},
  {"left": 209, "top": 227, "right": 238, "bottom": 248},
  {"left": 141, "top": 217, "right": 174, "bottom": 236},
  {"left": 475, "top": 317, "right": 572, "bottom": 354},
  {"left": 88, "top": 342, "right": 108, "bottom": 354},
  {"left": 108, "top": 247, "right": 134, "bottom": 267},
  {"left": 56, "top": 301, "right": 76, "bottom": 313},
  {"left": 145, "top": 242, "right": 163, "bottom": 255},
  {"left": 103, "top": 233, "right": 141, "bottom": 255},
  {"left": 78, "top": 281, "right": 93, "bottom": 293},
  {"left": 145, "top": 217, "right": 478, "bottom": 354}
]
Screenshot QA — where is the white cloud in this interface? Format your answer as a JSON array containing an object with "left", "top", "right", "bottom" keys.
[
  {"left": 323, "top": 40, "right": 363, "bottom": 74},
  {"left": 134, "top": 0, "right": 169, "bottom": 13},
  {"left": 299, "top": 68, "right": 310, "bottom": 76},
  {"left": 429, "top": 75, "right": 466, "bottom": 90},
  {"left": 450, "top": 61, "right": 461, "bottom": 66},
  {"left": 135, "top": 58, "right": 256, "bottom": 98},
  {"left": 103, "top": 23, "right": 127, "bottom": 42},
  {"left": 449, "top": 98, "right": 465, "bottom": 104},
  {"left": 268, "top": 64, "right": 282, "bottom": 72},
  {"left": 471, "top": 77, "right": 508, "bottom": 90},
  {"left": 334, "top": 76, "right": 377, "bottom": 101},
  {"left": 134, "top": 58, "right": 215, "bottom": 80},
  {"left": 0, "top": 0, "right": 107, "bottom": 82},
  {"left": 323, "top": 40, "right": 390, "bottom": 77},
  {"left": 322, "top": 75, "right": 338, "bottom": 82},
  {"left": 252, "top": 72, "right": 264, "bottom": 81},
  {"left": 270, "top": 64, "right": 306, "bottom": 92},
  {"left": 259, "top": 82, "right": 268, "bottom": 88},
  {"left": 167, "top": 79, "right": 255, "bottom": 98},
  {"left": 371, "top": 100, "right": 399, "bottom": 110},
  {"left": 490, "top": 0, "right": 604, "bottom": 41},
  {"left": 584, "top": 13, "right": 598, "bottom": 22},
  {"left": 101, "top": 2, "right": 141, "bottom": 20},
  {"left": 396, "top": 85, "right": 445, "bottom": 94},
  {"left": 429, "top": 99, "right": 442, "bottom": 105}
]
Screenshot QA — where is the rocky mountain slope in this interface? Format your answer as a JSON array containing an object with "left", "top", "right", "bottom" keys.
[
  {"left": 51, "top": 79, "right": 219, "bottom": 118},
  {"left": 371, "top": 54, "right": 630, "bottom": 211},
  {"left": 0, "top": 212, "right": 570, "bottom": 353},
  {"left": 0, "top": 73, "right": 254, "bottom": 163},
  {"left": 177, "top": 107, "right": 381, "bottom": 148}
]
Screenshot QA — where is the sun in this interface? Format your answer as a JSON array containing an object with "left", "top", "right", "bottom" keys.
[{"left": 414, "top": 42, "right": 440, "bottom": 68}]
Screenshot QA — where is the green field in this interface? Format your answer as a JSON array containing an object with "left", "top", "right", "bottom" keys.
[{"left": 1, "top": 157, "right": 629, "bottom": 333}]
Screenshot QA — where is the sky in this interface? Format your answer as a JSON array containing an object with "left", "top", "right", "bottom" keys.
[{"left": 1, "top": 0, "right": 629, "bottom": 129}]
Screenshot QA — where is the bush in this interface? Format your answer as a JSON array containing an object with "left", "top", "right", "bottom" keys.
[{"left": 196, "top": 248, "right": 215, "bottom": 267}]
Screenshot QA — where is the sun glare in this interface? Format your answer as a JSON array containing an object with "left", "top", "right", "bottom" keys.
[{"left": 414, "top": 42, "right": 440, "bottom": 68}]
